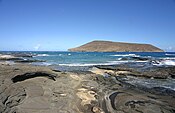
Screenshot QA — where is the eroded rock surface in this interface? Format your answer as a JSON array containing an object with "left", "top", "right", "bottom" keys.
[
  {"left": 0, "top": 63, "right": 175, "bottom": 113},
  {"left": 95, "top": 64, "right": 175, "bottom": 79}
]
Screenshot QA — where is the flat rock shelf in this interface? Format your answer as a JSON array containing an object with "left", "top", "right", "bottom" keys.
[{"left": 0, "top": 63, "right": 175, "bottom": 113}]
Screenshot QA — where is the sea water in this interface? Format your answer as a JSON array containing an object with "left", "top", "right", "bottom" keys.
[
  {"left": 1, "top": 51, "right": 175, "bottom": 91},
  {"left": 18, "top": 51, "right": 175, "bottom": 66}
]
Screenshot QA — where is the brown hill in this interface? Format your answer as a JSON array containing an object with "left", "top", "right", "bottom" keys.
[{"left": 68, "top": 40, "right": 164, "bottom": 52}]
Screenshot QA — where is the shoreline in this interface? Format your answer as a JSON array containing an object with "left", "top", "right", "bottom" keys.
[{"left": 0, "top": 53, "right": 175, "bottom": 112}]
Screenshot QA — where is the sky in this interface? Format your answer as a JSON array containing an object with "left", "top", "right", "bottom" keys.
[{"left": 0, "top": 0, "right": 175, "bottom": 51}]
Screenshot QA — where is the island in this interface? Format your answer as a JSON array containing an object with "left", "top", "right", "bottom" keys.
[{"left": 68, "top": 40, "right": 164, "bottom": 52}]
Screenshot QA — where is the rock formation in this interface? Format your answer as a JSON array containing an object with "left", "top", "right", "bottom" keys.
[{"left": 0, "top": 63, "right": 175, "bottom": 113}]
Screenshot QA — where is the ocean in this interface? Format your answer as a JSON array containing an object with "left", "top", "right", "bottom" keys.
[
  {"left": 8, "top": 51, "right": 175, "bottom": 66},
  {"left": 1, "top": 51, "right": 175, "bottom": 92},
  {"left": 1, "top": 51, "right": 175, "bottom": 68}
]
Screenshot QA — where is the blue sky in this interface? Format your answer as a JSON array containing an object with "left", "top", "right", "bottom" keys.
[{"left": 0, "top": 0, "right": 175, "bottom": 51}]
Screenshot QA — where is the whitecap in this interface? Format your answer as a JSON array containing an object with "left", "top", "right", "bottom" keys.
[
  {"left": 162, "top": 86, "right": 175, "bottom": 91},
  {"left": 161, "top": 57, "right": 175, "bottom": 60},
  {"left": 161, "top": 60, "right": 175, "bottom": 66},
  {"left": 58, "top": 62, "right": 123, "bottom": 67},
  {"left": 59, "top": 63, "right": 95, "bottom": 66},
  {"left": 165, "top": 53, "right": 175, "bottom": 56},
  {"left": 37, "top": 54, "right": 50, "bottom": 57},
  {"left": 117, "top": 58, "right": 122, "bottom": 60},
  {"left": 58, "top": 60, "right": 149, "bottom": 67},
  {"left": 153, "top": 60, "right": 175, "bottom": 66},
  {"left": 33, "top": 62, "right": 52, "bottom": 66},
  {"left": 110, "top": 54, "right": 140, "bottom": 57},
  {"left": 108, "top": 60, "right": 148, "bottom": 63}
]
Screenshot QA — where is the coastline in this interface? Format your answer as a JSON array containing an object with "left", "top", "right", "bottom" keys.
[{"left": 0, "top": 53, "right": 175, "bottom": 113}]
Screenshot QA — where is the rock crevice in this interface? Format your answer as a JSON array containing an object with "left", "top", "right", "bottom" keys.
[{"left": 11, "top": 72, "right": 56, "bottom": 83}]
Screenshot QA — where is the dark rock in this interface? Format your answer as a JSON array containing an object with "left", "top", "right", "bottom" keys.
[
  {"left": 52, "top": 69, "right": 62, "bottom": 72},
  {"left": 104, "top": 90, "right": 175, "bottom": 113},
  {"left": 95, "top": 65, "right": 118, "bottom": 70},
  {"left": 120, "top": 56, "right": 150, "bottom": 61},
  {"left": 149, "top": 87, "right": 175, "bottom": 96},
  {"left": 14, "top": 59, "right": 45, "bottom": 63},
  {"left": 12, "top": 53, "right": 34, "bottom": 58},
  {"left": 95, "top": 65, "right": 137, "bottom": 73},
  {"left": 171, "top": 75, "right": 175, "bottom": 79},
  {"left": 11, "top": 72, "right": 56, "bottom": 83},
  {"left": 143, "top": 66, "right": 175, "bottom": 79},
  {"left": 120, "top": 57, "right": 129, "bottom": 60},
  {"left": 109, "top": 92, "right": 123, "bottom": 110},
  {"left": 0, "top": 57, "right": 24, "bottom": 61},
  {"left": 96, "top": 64, "right": 175, "bottom": 79},
  {"left": 131, "top": 56, "right": 150, "bottom": 61}
]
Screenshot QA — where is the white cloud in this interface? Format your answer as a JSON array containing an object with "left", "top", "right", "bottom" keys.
[
  {"left": 34, "top": 44, "right": 41, "bottom": 50},
  {"left": 168, "top": 46, "right": 172, "bottom": 50},
  {"left": 165, "top": 46, "right": 175, "bottom": 52}
]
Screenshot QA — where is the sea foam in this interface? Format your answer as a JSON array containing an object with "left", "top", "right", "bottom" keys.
[
  {"left": 153, "top": 60, "right": 175, "bottom": 66},
  {"left": 37, "top": 54, "right": 50, "bottom": 57},
  {"left": 165, "top": 53, "right": 175, "bottom": 56},
  {"left": 110, "top": 54, "right": 140, "bottom": 57}
]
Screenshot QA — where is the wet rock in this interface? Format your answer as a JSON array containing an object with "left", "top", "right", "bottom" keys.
[
  {"left": 120, "top": 57, "right": 129, "bottom": 61},
  {"left": 52, "top": 69, "right": 62, "bottom": 72},
  {"left": 14, "top": 59, "right": 45, "bottom": 63},
  {"left": 0, "top": 54, "right": 40, "bottom": 63},
  {"left": 148, "top": 87, "right": 175, "bottom": 96},
  {"left": 95, "top": 65, "right": 118, "bottom": 70},
  {"left": 105, "top": 91, "right": 175, "bottom": 113},
  {"left": 0, "top": 54, "right": 24, "bottom": 60},
  {"left": 0, "top": 55, "right": 23, "bottom": 61},
  {"left": 108, "top": 92, "right": 122, "bottom": 110},
  {"left": 91, "top": 66, "right": 143, "bottom": 78},
  {"left": 95, "top": 64, "right": 175, "bottom": 79},
  {"left": 12, "top": 53, "right": 34, "bottom": 57},
  {"left": 171, "top": 75, "right": 175, "bottom": 79},
  {"left": 131, "top": 56, "right": 150, "bottom": 61},
  {"left": 142, "top": 66, "right": 175, "bottom": 79},
  {"left": 117, "top": 56, "right": 151, "bottom": 61}
]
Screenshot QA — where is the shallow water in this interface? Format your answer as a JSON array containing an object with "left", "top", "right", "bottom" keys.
[{"left": 117, "top": 75, "right": 175, "bottom": 92}]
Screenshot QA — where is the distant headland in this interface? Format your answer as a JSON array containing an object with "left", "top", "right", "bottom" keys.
[{"left": 68, "top": 40, "right": 164, "bottom": 52}]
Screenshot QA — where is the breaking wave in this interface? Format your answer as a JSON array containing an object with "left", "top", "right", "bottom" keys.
[
  {"left": 37, "top": 54, "right": 50, "bottom": 57},
  {"left": 165, "top": 53, "right": 175, "bottom": 56},
  {"left": 110, "top": 54, "right": 140, "bottom": 57},
  {"left": 152, "top": 60, "right": 175, "bottom": 66}
]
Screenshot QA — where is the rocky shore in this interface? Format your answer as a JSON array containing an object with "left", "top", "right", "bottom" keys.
[{"left": 0, "top": 53, "right": 175, "bottom": 113}]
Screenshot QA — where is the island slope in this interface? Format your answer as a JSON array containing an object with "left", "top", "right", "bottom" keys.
[{"left": 68, "top": 40, "right": 164, "bottom": 52}]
